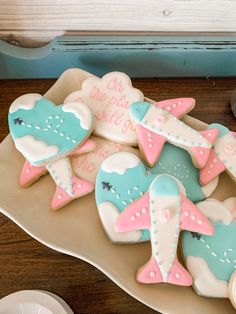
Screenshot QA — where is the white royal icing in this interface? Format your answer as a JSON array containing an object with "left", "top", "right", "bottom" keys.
[
  {"left": 186, "top": 256, "right": 228, "bottom": 298},
  {"left": 72, "top": 136, "right": 137, "bottom": 183},
  {"left": 9, "top": 93, "right": 42, "bottom": 113},
  {"left": 64, "top": 72, "right": 143, "bottom": 145},
  {"left": 101, "top": 152, "right": 140, "bottom": 175},
  {"left": 197, "top": 199, "right": 233, "bottom": 225},
  {"left": 46, "top": 157, "right": 73, "bottom": 196},
  {"left": 15, "top": 135, "right": 59, "bottom": 164},
  {"left": 214, "top": 132, "right": 236, "bottom": 177},
  {"left": 141, "top": 106, "right": 211, "bottom": 149},
  {"left": 201, "top": 176, "right": 219, "bottom": 198},
  {"left": 61, "top": 102, "right": 92, "bottom": 131},
  {"left": 150, "top": 192, "right": 180, "bottom": 281},
  {"left": 98, "top": 202, "right": 142, "bottom": 242}
]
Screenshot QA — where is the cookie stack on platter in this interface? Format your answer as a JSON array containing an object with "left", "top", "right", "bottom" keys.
[{"left": 8, "top": 71, "right": 236, "bottom": 309}]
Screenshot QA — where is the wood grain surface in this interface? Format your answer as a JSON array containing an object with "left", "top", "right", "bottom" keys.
[
  {"left": 0, "top": 77, "right": 236, "bottom": 314},
  {"left": 1, "top": 1, "right": 236, "bottom": 47}
]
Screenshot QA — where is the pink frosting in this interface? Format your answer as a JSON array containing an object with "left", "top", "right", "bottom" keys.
[
  {"left": 51, "top": 176, "right": 94, "bottom": 210},
  {"left": 154, "top": 98, "right": 195, "bottom": 118}
]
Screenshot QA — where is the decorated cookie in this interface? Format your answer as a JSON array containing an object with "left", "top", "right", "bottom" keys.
[
  {"left": 96, "top": 149, "right": 217, "bottom": 243},
  {"left": 129, "top": 99, "right": 219, "bottom": 168},
  {"left": 64, "top": 71, "right": 143, "bottom": 145},
  {"left": 20, "top": 138, "right": 96, "bottom": 187},
  {"left": 72, "top": 136, "right": 137, "bottom": 183},
  {"left": 182, "top": 198, "right": 236, "bottom": 305},
  {"left": 95, "top": 152, "right": 155, "bottom": 243},
  {"left": 115, "top": 174, "right": 214, "bottom": 286},
  {"left": 149, "top": 142, "right": 219, "bottom": 203},
  {"left": 200, "top": 123, "right": 236, "bottom": 184},
  {"left": 8, "top": 93, "right": 95, "bottom": 210}
]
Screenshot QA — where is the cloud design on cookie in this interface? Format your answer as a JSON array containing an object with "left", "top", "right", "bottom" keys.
[
  {"left": 8, "top": 94, "right": 93, "bottom": 166},
  {"left": 101, "top": 152, "right": 140, "bottom": 175},
  {"left": 64, "top": 72, "right": 144, "bottom": 145}
]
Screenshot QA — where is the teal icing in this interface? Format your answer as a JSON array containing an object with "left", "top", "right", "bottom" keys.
[
  {"left": 129, "top": 101, "right": 150, "bottom": 122},
  {"left": 208, "top": 123, "right": 229, "bottom": 138},
  {"left": 151, "top": 175, "right": 179, "bottom": 196},
  {"left": 149, "top": 142, "right": 205, "bottom": 202},
  {"left": 182, "top": 221, "right": 236, "bottom": 281},
  {"left": 95, "top": 161, "right": 155, "bottom": 242},
  {"left": 8, "top": 97, "right": 89, "bottom": 165}
]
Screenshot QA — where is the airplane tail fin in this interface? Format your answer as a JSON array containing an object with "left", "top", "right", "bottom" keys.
[
  {"left": 51, "top": 176, "right": 94, "bottom": 210},
  {"left": 200, "top": 149, "right": 226, "bottom": 185},
  {"left": 137, "top": 256, "right": 192, "bottom": 286},
  {"left": 20, "top": 160, "right": 46, "bottom": 187},
  {"left": 191, "top": 146, "right": 212, "bottom": 169}
]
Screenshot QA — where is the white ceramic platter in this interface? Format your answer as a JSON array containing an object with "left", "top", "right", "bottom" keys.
[{"left": 0, "top": 69, "right": 235, "bottom": 313}]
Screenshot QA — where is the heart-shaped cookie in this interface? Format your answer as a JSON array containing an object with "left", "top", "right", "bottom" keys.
[
  {"left": 182, "top": 198, "right": 236, "bottom": 299},
  {"left": 96, "top": 152, "right": 155, "bottom": 243},
  {"left": 64, "top": 72, "right": 143, "bottom": 145},
  {"left": 8, "top": 93, "right": 93, "bottom": 166},
  {"left": 96, "top": 147, "right": 219, "bottom": 243}
]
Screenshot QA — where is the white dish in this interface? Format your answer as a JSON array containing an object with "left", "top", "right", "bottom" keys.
[
  {"left": 0, "top": 68, "right": 235, "bottom": 313},
  {"left": 0, "top": 290, "right": 73, "bottom": 314}
]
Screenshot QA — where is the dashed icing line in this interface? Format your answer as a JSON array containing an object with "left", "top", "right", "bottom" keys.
[{"left": 200, "top": 238, "right": 236, "bottom": 267}]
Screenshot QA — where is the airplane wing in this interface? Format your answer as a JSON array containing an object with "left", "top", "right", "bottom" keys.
[
  {"left": 136, "top": 125, "right": 166, "bottom": 167},
  {"left": 180, "top": 194, "right": 214, "bottom": 235},
  {"left": 115, "top": 192, "right": 151, "bottom": 232},
  {"left": 154, "top": 98, "right": 195, "bottom": 118}
]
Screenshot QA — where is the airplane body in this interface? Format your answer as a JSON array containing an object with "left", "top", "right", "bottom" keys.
[
  {"left": 200, "top": 123, "right": 236, "bottom": 184},
  {"left": 115, "top": 174, "right": 214, "bottom": 286},
  {"left": 129, "top": 99, "right": 218, "bottom": 168}
]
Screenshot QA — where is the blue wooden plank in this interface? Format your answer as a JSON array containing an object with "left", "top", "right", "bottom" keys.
[{"left": 0, "top": 36, "right": 236, "bottom": 78}]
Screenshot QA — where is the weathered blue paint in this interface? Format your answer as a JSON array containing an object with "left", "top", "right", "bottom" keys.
[{"left": 0, "top": 36, "right": 236, "bottom": 78}]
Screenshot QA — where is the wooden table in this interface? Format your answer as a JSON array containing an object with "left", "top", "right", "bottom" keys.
[{"left": 0, "top": 77, "right": 235, "bottom": 314}]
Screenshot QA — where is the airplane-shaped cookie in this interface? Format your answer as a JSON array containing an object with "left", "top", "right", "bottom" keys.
[
  {"left": 129, "top": 99, "right": 219, "bottom": 168},
  {"left": 200, "top": 123, "right": 236, "bottom": 184},
  {"left": 115, "top": 174, "right": 214, "bottom": 286},
  {"left": 8, "top": 93, "right": 95, "bottom": 210},
  {"left": 20, "top": 138, "right": 96, "bottom": 187}
]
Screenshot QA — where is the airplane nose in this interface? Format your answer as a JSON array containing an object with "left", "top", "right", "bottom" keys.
[
  {"left": 129, "top": 101, "right": 151, "bottom": 122},
  {"left": 150, "top": 175, "right": 179, "bottom": 196}
]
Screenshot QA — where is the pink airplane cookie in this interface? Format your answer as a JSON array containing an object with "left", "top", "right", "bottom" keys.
[
  {"left": 200, "top": 123, "right": 236, "bottom": 184},
  {"left": 20, "top": 138, "right": 96, "bottom": 187},
  {"left": 8, "top": 93, "right": 95, "bottom": 210},
  {"left": 115, "top": 174, "right": 214, "bottom": 286},
  {"left": 129, "top": 100, "right": 219, "bottom": 168}
]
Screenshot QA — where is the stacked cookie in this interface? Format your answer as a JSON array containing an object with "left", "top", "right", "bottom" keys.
[{"left": 8, "top": 71, "right": 236, "bottom": 308}]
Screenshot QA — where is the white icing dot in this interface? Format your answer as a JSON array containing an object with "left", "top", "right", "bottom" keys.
[
  {"left": 148, "top": 138, "right": 152, "bottom": 142},
  {"left": 142, "top": 208, "right": 147, "bottom": 214},
  {"left": 184, "top": 211, "right": 189, "bottom": 216},
  {"left": 172, "top": 104, "right": 176, "bottom": 108},
  {"left": 198, "top": 220, "right": 203, "bottom": 225},
  {"left": 178, "top": 101, "right": 182, "bottom": 105},
  {"left": 26, "top": 168, "right": 30, "bottom": 173},
  {"left": 208, "top": 133, "right": 212, "bottom": 137},
  {"left": 207, "top": 170, "right": 212, "bottom": 174},
  {"left": 148, "top": 144, "right": 153, "bottom": 148},
  {"left": 191, "top": 215, "right": 196, "bottom": 220},
  {"left": 147, "top": 133, "right": 151, "bottom": 137},
  {"left": 57, "top": 194, "right": 62, "bottom": 199},
  {"left": 175, "top": 273, "right": 180, "bottom": 278},
  {"left": 200, "top": 151, "right": 204, "bottom": 155},
  {"left": 77, "top": 183, "right": 82, "bottom": 189},
  {"left": 210, "top": 164, "right": 213, "bottom": 168},
  {"left": 136, "top": 212, "right": 141, "bottom": 217},
  {"left": 213, "top": 158, "right": 217, "bottom": 163},
  {"left": 131, "top": 216, "right": 135, "bottom": 221},
  {"left": 150, "top": 271, "right": 156, "bottom": 278},
  {"left": 166, "top": 106, "right": 171, "bottom": 111}
]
